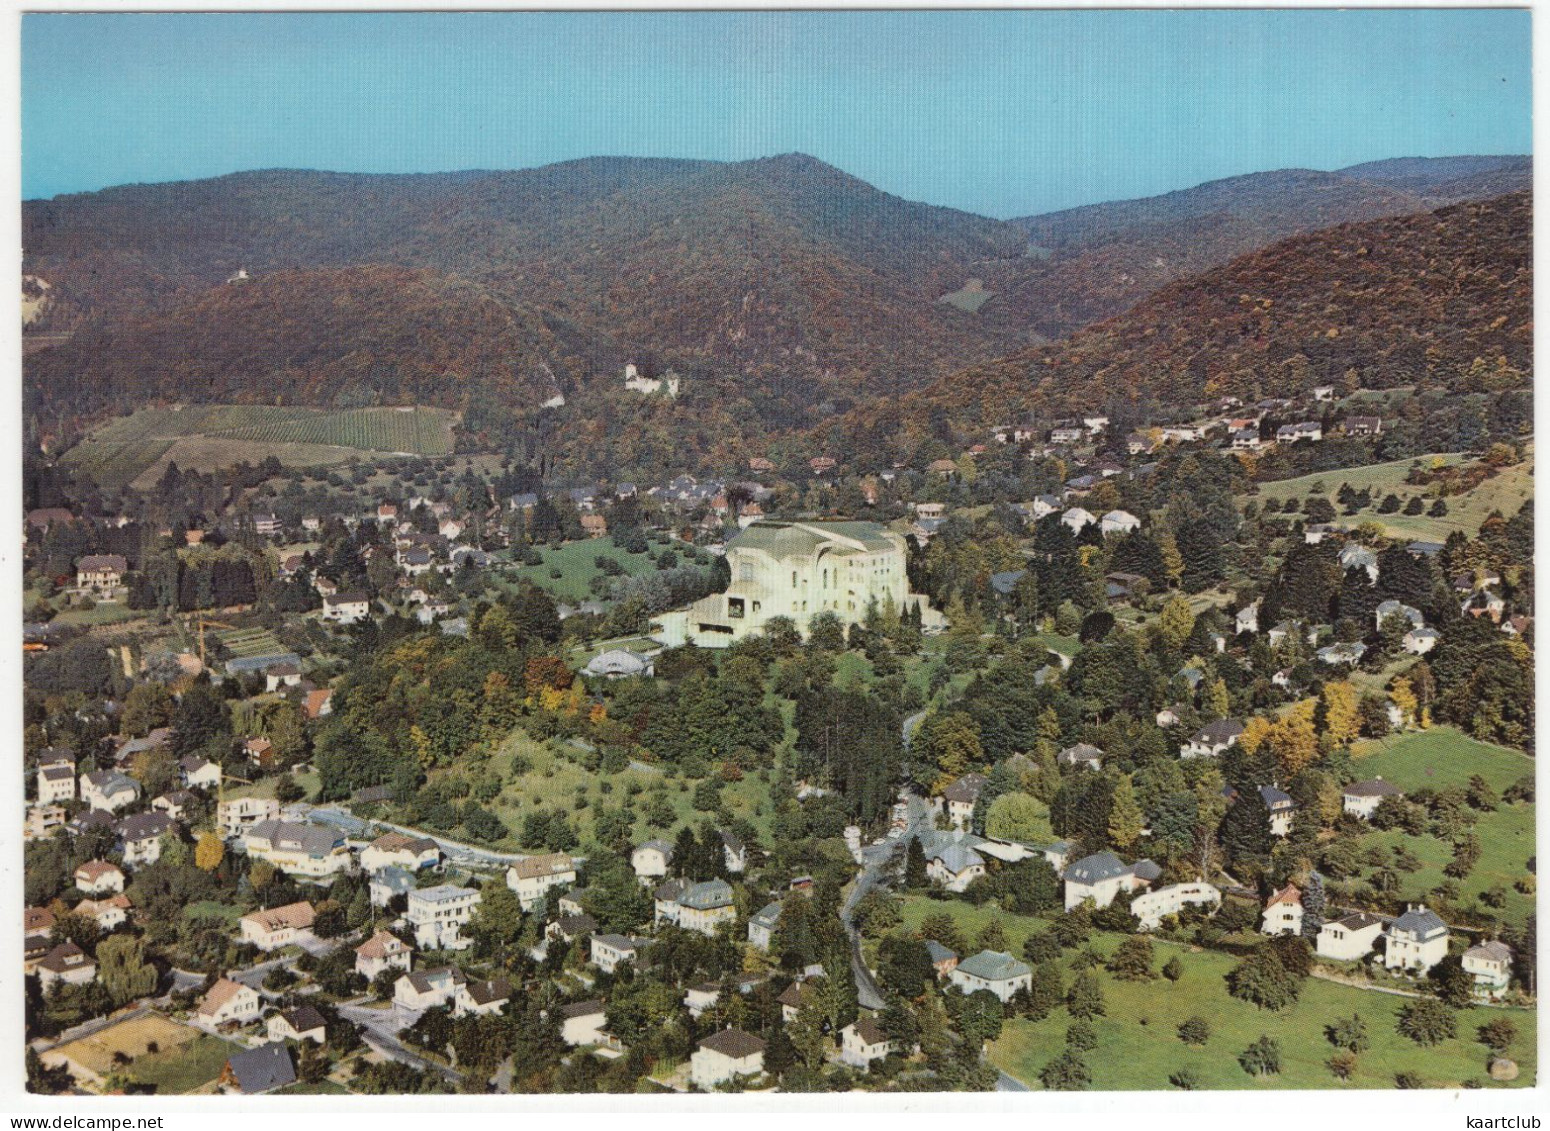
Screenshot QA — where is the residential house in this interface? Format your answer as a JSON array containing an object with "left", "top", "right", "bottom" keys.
[
  {"left": 369, "top": 866, "right": 415, "bottom": 909},
  {"left": 455, "top": 979, "right": 513, "bottom": 1018},
  {"left": 655, "top": 878, "right": 736, "bottom": 935},
  {"left": 1131, "top": 882, "right": 1221, "bottom": 931},
  {"left": 405, "top": 884, "right": 480, "bottom": 950},
  {"left": 321, "top": 591, "right": 371, "bottom": 625},
  {"left": 1462, "top": 941, "right": 1513, "bottom": 999},
  {"left": 1057, "top": 742, "right": 1104, "bottom": 771},
  {"left": 583, "top": 649, "right": 655, "bottom": 679},
  {"left": 942, "top": 772, "right": 988, "bottom": 830},
  {"left": 1344, "top": 416, "right": 1383, "bottom": 437},
  {"left": 1230, "top": 428, "right": 1263, "bottom": 451},
  {"left": 1276, "top": 421, "right": 1323, "bottom": 443},
  {"left": 151, "top": 790, "right": 195, "bottom": 822},
  {"left": 559, "top": 1000, "right": 609, "bottom": 1046},
  {"left": 243, "top": 820, "right": 352, "bottom": 878},
  {"left": 1235, "top": 602, "right": 1261, "bottom": 636},
  {"left": 80, "top": 769, "right": 141, "bottom": 812},
  {"left": 685, "top": 983, "right": 721, "bottom": 1018},
  {"left": 1312, "top": 385, "right": 1336, "bottom": 402},
  {"left": 1261, "top": 884, "right": 1304, "bottom": 936},
  {"left": 355, "top": 930, "right": 413, "bottom": 981},
  {"left": 1100, "top": 510, "right": 1140, "bottom": 535},
  {"left": 360, "top": 832, "right": 442, "bottom": 874},
  {"left": 547, "top": 912, "right": 598, "bottom": 944},
  {"left": 1316, "top": 912, "right": 1386, "bottom": 962},
  {"left": 691, "top": 1029, "right": 766, "bottom": 1090},
  {"left": 1343, "top": 778, "right": 1403, "bottom": 819},
  {"left": 394, "top": 967, "right": 466, "bottom": 1012},
  {"left": 1063, "top": 851, "right": 1161, "bottom": 910},
  {"left": 1404, "top": 627, "right": 1441, "bottom": 655},
  {"left": 507, "top": 852, "right": 577, "bottom": 911},
  {"left": 1181, "top": 719, "right": 1244, "bottom": 759},
  {"left": 1384, "top": 905, "right": 1450, "bottom": 974},
  {"left": 219, "top": 1043, "right": 296, "bottom": 1095},
  {"left": 925, "top": 941, "right": 959, "bottom": 979},
  {"left": 266, "top": 1005, "right": 326, "bottom": 1045},
  {"left": 1061, "top": 507, "right": 1096, "bottom": 534},
  {"left": 180, "top": 755, "right": 223, "bottom": 791},
  {"left": 35, "top": 942, "right": 97, "bottom": 991},
  {"left": 1316, "top": 641, "right": 1367, "bottom": 667},
  {"left": 239, "top": 902, "right": 316, "bottom": 951},
  {"left": 1375, "top": 600, "right": 1424, "bottom": 632},
  {"left": 950, "top": 950, "right": 1033, "bottom": 1003},
  {"left": 924, "top": 840, "right": 986, "bottom": 893},
  {"left": 748, "top": 902, "right": 782, "bottom": 950},
  {"left": 73, "top": 860, "right": 125, "bottom": 895},
  {"left": 75, "top": 554, "right": 128, "bottom": 595},
  {"left": 1338, "top": 543, "right": 1379, "bottom": 582},
  {"left": 117, "top": 812, "right": 176, "bottom": 866},
  {"left": 198, "top": 978, "right": 262, "bottom": 1028},
  {"left": 1259, "top": 785, "right": 1299, "bottom": 837},
  {"left": 631, "top": 839, "right": 675, "bottom": 883},
  {"left": 265, "top": 663, "right": 303, "bottom": 693},
  {"left": 218, "top": 796, "right": 280, "bottom": 838},
  {"left": 1050, "top": 426, "right": 1085, "bottom": 444},
  {"left": 590, "top": 933, "right": 648, "bottom": 974},
  {"left": 304, "top": 688, "right": 334, "bottom": 720},
  {"left": 75, "top": 894, "right": 131, "bottom": 932},
  {"left": 37, "top": 758, "right": 76, "bottom": 804},
  {"left": 718, "top": 830, "right": 749, "bottom": 874},
  {"left": 840, "top": 1018, "right": 894, "bottom": 1070}
]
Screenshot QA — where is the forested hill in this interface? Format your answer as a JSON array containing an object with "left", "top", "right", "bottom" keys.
[
  {"left": 24, "top": 267, "right": 565, "bottom": 430},
  {"left": 989, "top": 157, "right": 1532, "bottom": 340},
  {"left": 817, "top": 190, "right": 1533, "bottom": 464}
]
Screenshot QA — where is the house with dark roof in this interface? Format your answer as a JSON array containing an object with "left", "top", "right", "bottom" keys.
[
  {"left": 942, "top": 772, "right": 989, "bottom": 830},
  {"left": 1462, "top": 940, "right": 1513, "bottom": 998},
  {"left": 220, "top": 1042, "right": 296, "bottom": 1095},
  {"left": 1316, "top": 911, "right": 1386, "bottom": 962},
  {"left": 1343, "top": 777, "right": 1403, "bottom": 819},
  {"left": 1181, "top": 719, "right": 1244, "bottom": 759},
  {"left": 1259, "top": 785, "right": 1298, "bottom": 837},
  {"left": 1062, "top": 851, "right": 1161, "bottom": 910},
  {"left": 266, "top": 1005, "right": 326, "bottom": 1045},
  {"left": 1384, "top": 905, "right": 1449, "bottom": 974},
  {"left": 840, "top": 1017, "right": 894, "bottom": 1070},
  {"left": 691, "top": 1029, "right": 767, "bottom": 1089},
  {"left": 455, "top": 978, "right": 513, "bottom": 1017},
  {"left": 949, "top": 950, "right": 1032, "bottom": 1002}
]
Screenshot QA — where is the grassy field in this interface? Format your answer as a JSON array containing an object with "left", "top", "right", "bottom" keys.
[
  {"left": 130, "top": 1033, "right": 238, "bottom": 1094},
  {"left": 1251, "top": 448, "right": 1534, "bottom": 541},
  {"left": 184, "top": 900, "right": 246, "bottom": 924},
  {"left": 52, "top": 601, "right": 143, "bottom": 628},
  {"left": 504, "top": 538, "right": 667, "bottom": 603},
  {"left": 62, "top": 404, "right": 459, "bottom": 488},
  {"left": 474, "top": 729, "right": 778, "bottom": 849},
  {"left": 893, "top": 896, "right": 1533, "bottom": 1090},
  {"left": 1347, "top": 728, "right": 1536, "bottom": 925},
  {"left": 939, "top": 285, "right": 995, "bottom": 314}
]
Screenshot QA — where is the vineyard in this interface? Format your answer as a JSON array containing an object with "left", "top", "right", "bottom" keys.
[{"left": 61, "top": 404, "right": 459, "bottom": 487}]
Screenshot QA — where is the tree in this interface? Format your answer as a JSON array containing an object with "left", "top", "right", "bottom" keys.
[
  {"left": 904, "top": 836, "right": 928, "bottom": 888},
  {"left": 195, "top": 831, "right": 225, "bottom": 872},
  {"left": 1161, "top": 956, "right": 1184, "bottom": 982},
  {"left": 985, "top": 792, "right": 1046, "bottom": 843},
  {"left": 1156, "top": 596, "right": 1196, "bottom": 650},
  {"left": 1397, "top": 999, "right": 1457, "bottom": 1046},
  {"left": 1326, "top": 1014, "right": 1369, "bottom": 1053},
  {"left": 1238, "top": 1035, "right": 1281, "bottom": 1077},
  {"left": 1038, "top": 1049, "right": 1091, "bottom": 1091},
  {"left": 467, "top": 881, "right": 524, "bottom": 958},
  {"left": 1105, "top": 936, "right": 1155, "bottom": 981},
  {"left": 1319, "top": 681, "right": 1360, "bottom": 746},
  {"left": 1477, "top": 1017, "right": 1518, "bottom": 1055},
  {"left": 1226, "top": 950, "right": 1303, "bottom": 1011},
  {"left": 1066, "top": 971, "right": 1105, "bottom": 1019},
  {"left": 1107, "top": 777, "right": 1145, "bottom": 852},
  {"left": 96, "top": 934, "right": 157, "bottom": 1006},
  {"left": 1178, "top": 1016, "right": 1211, "bottom": 1046}
]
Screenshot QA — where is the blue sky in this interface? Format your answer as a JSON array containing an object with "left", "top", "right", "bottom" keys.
[{"left": 22, "top": 9, "right": 1531, "bottom": 218}]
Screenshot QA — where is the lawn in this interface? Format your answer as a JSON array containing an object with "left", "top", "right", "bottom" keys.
[
  {"left": 474, "top": 728, "right": 777, "bottom": 849},
  {"left": 52, "top": 602, "right": 143, "bottom": 628},
  {"left": 130, "top": 1033, "right": 240, "bottom": 1094},
  {"left": 504, "top": 539, "right": 665, "bottom": 603},
  {"left": 184, "top": 900, "right": 245, "bottom": 925},
  {"left": 892, "top": 891, "right": 1536, "bottom": 1090},
  {"left": 1251, "top": 447, "right": 1533, "bottom": 542},
  {"left": 1347, "top": 728, "right": 1536, "bottom": 925},
  {"left": 276, "top": 1079, "right": 353, "bottom": 1095}
]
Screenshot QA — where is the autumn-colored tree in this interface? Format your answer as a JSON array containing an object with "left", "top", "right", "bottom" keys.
[
  {"left": 523, "top": 655, "right": 574, "bottom": 698},
  {"left": 1389, "top": 676, "right": 1418, "bottom": 729},
  {"left": 1202, "top": 679, "right": 1231, "bottom": 721},
  {"left": 1320, "top": 681, "right": 1360, "bottom": 747},
  {"left": 1156, "top": 595, "right": 1196, "bottom": 650}
]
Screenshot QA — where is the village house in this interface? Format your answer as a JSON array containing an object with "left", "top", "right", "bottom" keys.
[
  {"left": 395, "top": 967, "right": 466, "bottom": 1012},
  {"left": 1404, "top": 626, "right": 1441, "bottom": 654},
  {"left": 1316, "top": 911, "right": 1386, "bottom": 962},
  {"left": 151, "top": 790, "right": 195, "bottom": 822},
  {"left": 198, "top": 978, "right": 262, "bottom": 1028},
  {"left": 950, "top": 950, "right": 1033, "bottom": 1002},
  {"left": 1061, "top": 506, "right": 1096, "bottom": 534},
  {"left": 243, "top": 820, "right": 352, "bottom": 878},
  {"left": 1131, "top": 882, "right": 1221, "bottom": 931},
  {"left": 1235, "top": 601, "right": 1260, "bottom": 636},
  {"left": 631, "top": 839, "right": 675, "bottom": 883},
  {"left": 1259, "top": 785, "right": 1298, "bottom": 837},
  {"left": 559, "top": 999, "right": 609, "bottom": 1046},
  {"left": 583, "top": 648, "right": 655, "bottom": 679},
  {"left": 942, "top": 772, "right": 988, "bottom": 830},
  {"left": 360, "top": 832, "right": 443, "bottom": 874},
  {"left": 355, "top": 929, "right": 413, "bottom": 981},
  {"left": 80, "top": 769, "right": 141, "bottom": 812},
  {"left": 1057, "top": 742, "right": 1104, "bottom": 771},
  {"left": 1100, "top": 509, "right": 1140, "bottom": 535},
  {"left": 36, "top": 941, "right": 97, "bottom": 991},
  {"left": 1317, "top": 641, "right": 1367, "bottom": 666},
  {"left": 1261, "top": 883, "right": 1304, "bottom": 936},
  {"left": 507, "top": 852, "right": 578, "bottom": 910},
  {"left": 117, "top": 812, "right": 176, "bottom": 866},
  {"left": 1063, "top": 851, "right": 1161, "bottom": 910},
  {"left": 685, "top": 983, "right": 721, "bottom": 1018},
  {"left": 405, "top": 884, "right": 480, "bottom": 950},
  {"left": 36, "top": 756, "right": 76, "bottom": 804},
  {"left": 455, "top": 978, "right": 513, "bottom": 1018},
  {"left": 218, "top": 1042, "right": 296, "bottom": 1096},
  {"left": 590, "top": 933, "right": 648, "bottom": 974},
  {"left": 239, "top": 901, "right": 316, "bottom": 951},
  {"left": 1384, "top": 905, "right": 1450, "bottom": 975},
  {"left": 1230, "top": 428, "right": 1263, "bottom": 451},
  {"left": 266, "top": 1005, "right": 326, "bottom": 1045},
  {"left": 265, "top": 663, "right": 303, "bottom": 693},
  {"left": 1462, "top": 941, "right": 1513, "bottom": 998},
  {"left": 655, "top": 878, "right": 737, "bottom": 935},
  {"left": 1344, "top": 415, "right": 1383, "bottom": 436},
  {"left": 840, "top": 1017, "right": 894, "bottom": 1070},
  {"left": 74, "top": 894, "right": 131, "bottom": 933},
  {"left": 75, "top": 554, "right": 128, "bottom": 596},
  {"left": 180, "top": 755, "right": 223, "bottom": 791},
  {"left": 1343, "top": 777, "right": 1403, "bottom": 819},
  {"left": 924, "top": 839, "right": 987, "bottom": 893},
  {"left": 691, "top": 1029, "right": 766, "bottom": 1090},
  {"left": 1050, "top": 425, "right": 1085, "bottom": 444},
  {"left": 321, "top": 591, "right": 371, "bottom": 625},
  {"left": 26, "top": 803, "right": 68, "bottom": 841},
  {"left": 925, "top": 940, "right": 959, "bottom": 979},
  {"left": 1181, "top": 718, "right": 1244, "bottom": 759},
  {"left": 73, "top": 860, "right": 125, "bottom": 896},
  {"left": 218, "top": 796, "right": 280, "bottom": 838},
  {"left": 304, "top": 688, "right": 334, "bottom": 719},
  {"left": 1338, "top": 542, "right": 1380, "bottom": 582},
  {"left": 1276, "top": 421, "right": 1323, "bottom": 443},
  {"left": 748, "top": 901, "right": 783, "bottom": 950},
  {"left": 655, "top": 520, "right": 933, "bottom": 649},
  {"left": 369, "top": 866, "right": 415, "bottom": 909}
]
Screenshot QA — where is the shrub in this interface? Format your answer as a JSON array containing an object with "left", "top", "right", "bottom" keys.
[
  {"left": 1065, "top": 1020, "right": 1097, "bottom": 1052},
  {"left": 1327, "top": 1051, "right": 1358, "bottom": 1080},
  {"left": 1038, "top": 1050, "right": 1091, "bottom": 1091},
  {"left": 1477, "top": 1017, "right": 1517, "bottom": 1054},
  {"left": 1177, "top": 1016, "right": 1211, "bottom": 1046},
  {"left": 1397, "top": 999, "right": 1457, "bottom": 1046},
  {"left": 1395, "top": 1071, "right": 1424, "bottom": 1089},
  {"left": 1325, "top": 1014, "right": 1369, "bottom": 1053},
  {"left": 1161, "top": 956, "right": 1184, "bottom": 982},
  {"left": 1168, "top": 1067, "right": 1199, "bottom": 1090},
  {"left": 1238, "top": 1036, "right": 1281, "bottom": 1077}
]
